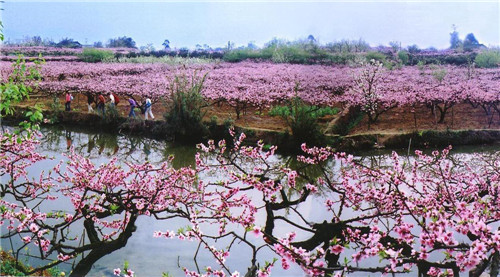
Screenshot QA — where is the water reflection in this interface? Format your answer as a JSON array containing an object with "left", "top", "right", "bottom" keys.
[
  {"left": 38, "top": 125, "right": 195, "bottom": 167},
  {"left": 65, "top": 130, "right": 72, "bottom": 150}
]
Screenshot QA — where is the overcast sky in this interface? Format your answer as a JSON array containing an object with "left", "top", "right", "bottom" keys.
[{"left": 2, "top": 1, "right": 499, "bottom": 49}]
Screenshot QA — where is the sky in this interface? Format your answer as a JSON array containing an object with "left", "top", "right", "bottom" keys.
[{"left": 1, "top": 0, "right": 499, "bottom": 50}]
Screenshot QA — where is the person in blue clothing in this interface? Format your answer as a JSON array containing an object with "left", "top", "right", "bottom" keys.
[{"left": 128, "top": 97, "right": 137, "bottom": 118}]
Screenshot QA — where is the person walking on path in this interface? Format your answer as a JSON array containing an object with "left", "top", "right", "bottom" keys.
[
  {"left": 109, "top": 93, "right": 115, "bottom": 107},
  {"left": 86, "top": 92, "right": 94, "bottom": 113},
  {"left": 65, "top": 92, "right": 73, "bottom": 111},
  {"left": 97, "top": 93, "right": 106, "bottom": 116},
  {"left": 128, "top": 97, "right": 137, "bottom": 118},
  {"left": 144, "top": 98, "right": 154, "bottom": 120}
]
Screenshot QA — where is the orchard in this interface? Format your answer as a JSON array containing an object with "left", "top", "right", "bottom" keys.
[{"left": 1, "top": 29, "right": 500, "bottom": 277}]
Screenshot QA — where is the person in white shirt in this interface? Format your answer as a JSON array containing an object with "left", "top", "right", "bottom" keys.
[
  {"left": 109, "top": 93, "right": 115, "bottom": 107},
  {"left": 145, "top": 98, "right": 154, "bottom": 120}
]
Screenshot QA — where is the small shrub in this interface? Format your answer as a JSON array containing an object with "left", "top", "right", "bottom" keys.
[
  {"left": 271, "top": 48, "right": 288, "bottom": 63},
  {"left": 365, "top": 51, "right": 386, "bottom": 63},
  {"left": 208, "top": 115, "right": 218, "bottom": 130},
  {"left": 431, "top": 68, "right": 447, "bottom": 83},
  {"left": 475, "top": 49, "right": 500, "bottom": 68},
  {"left": 417, "top": 60, "right": 426, "bottom": 71},
  {"left": 223, "top": 48, "right": 261, "bottom": 62},
  {"left": 330, "top": 106, "right": 363, "bottom": 135},
  {"left": 327, "top": 53, "right": 357, "bottom": 64},
  {"left": 103, "top": 104, "right": 121, "bottom": 123},
  {"left": 164, "top": 72, "right": 208, "bottom": 142},
  {"left": 397, "top": 50, "right": 409, "bottom": 65},
  {"left": 223, "top": 117, "right": 234, "bottom": 129},
  {"left": 269, "top": 91, "right": 336, "bottom": 146},
  {"left": 47, "top": 96, "right": 63, "bottom": 123},
  {"left": 443, "top": 54, "right": 475, "bottom": 65},
  {"left": 78, "top": 48, "right": 114, "bottom": 63}
]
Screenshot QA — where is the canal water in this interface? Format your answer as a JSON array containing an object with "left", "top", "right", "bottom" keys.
[{"left": 2, "top": 124, "right": 499, "bottom": 276}]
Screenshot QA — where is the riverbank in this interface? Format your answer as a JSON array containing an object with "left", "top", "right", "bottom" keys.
[{"left": 5, "top": 103, "right": 500, "bottom": 154}]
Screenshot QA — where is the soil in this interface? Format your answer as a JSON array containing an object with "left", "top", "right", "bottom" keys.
[{"left": 348, "top": 103, "right": 500, "bottom": 135}]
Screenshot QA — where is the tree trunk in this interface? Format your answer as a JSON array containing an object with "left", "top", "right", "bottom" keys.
[
  {"left": 69, "top": 215, "right": 137, "bottom": 277},
  {"left": 490, "top": 251, "right": 499, "bottom": 277}
]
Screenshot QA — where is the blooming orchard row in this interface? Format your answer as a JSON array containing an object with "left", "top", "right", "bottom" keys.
[
  {"left": 10, "top": 61, "right": 351, "bottom": 106},
  {"left": 1, "top": 60, "right": 500, "bottom": 123},
  {"left": 2, "top": 129, "right": 499, "bottom": 276},
  {"left": 342, "top": 62, "right": 500, "bottom": 124}
]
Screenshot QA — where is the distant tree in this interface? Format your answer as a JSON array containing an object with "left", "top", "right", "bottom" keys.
[
  {"left": 162, "top": 39, "right": 170, "bottom": 50},
  {"left": 449, "top": 24, "right": 462, "bottom": 49},
  {"left": 40, "top": 37, "right": 56, "bottom": 47},
  {"left": 264, "top": 38, "right": 287, "bottom": 48},
  {"left": 195, "top": 44, "right": 203, "bottom": 51},
  {"left": 93, "top": 41, "right": 104, "bottom": 48},
  {"left": 56, "top": 37, "right": 82, "bottom": 48},
  {"left": 107, "top": 36, "right": 136, "bottom": 48},
  {"left": 407, "top": 44, "right": 420, "bottom": 54},
  {"left": 354, "top": 38, "right": 370, "bottom": 52},
  {"left": 178, "top": 47, "right": 190, "bottom": 56},
  {"left": 389, "top": 41, "right": 401, "bottom": 52},
  {"left": 247, "top": 41, "right": 258, "bottom": 50},
  {"left": 31, "top": 36, "right": 42, "bottom": 46},
  {"left": 307, "top": 34, "right": 316, "bottom": 44},
  {"left": 140, "top": 43, "right": 155, "bottom": 53},
  {"left": 20, "top": 36, "right": 39, "bottom": 46},
  {"left": 327, "top": 39, "right": 370, "bottom": 53},
  {"left": 202, "top": 44, "right": 211, "bottom": 51},
  {"left": 227, "top": 41, "right": 235, "bottom": 51},
  {"left": 463, "top": 33, "right": 481, "bottom": 51}
]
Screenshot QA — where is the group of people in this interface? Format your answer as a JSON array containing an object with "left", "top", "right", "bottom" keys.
[
  {"left": 81, "top": 92, "right": 155, "bottom": 120},
  {"left": 127, "top": 96, "right": 154, "bottom": 120}
]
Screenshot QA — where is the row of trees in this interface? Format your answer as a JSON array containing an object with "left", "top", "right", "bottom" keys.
[
  {"left": 6, "top": 26, "right": 488, "bottom": 53},
  {"left": 449, "top": 25, "right": 484, "bottom": 51},
  {"left": 5, "top": 36, "right": 138, "bottom": 49}
]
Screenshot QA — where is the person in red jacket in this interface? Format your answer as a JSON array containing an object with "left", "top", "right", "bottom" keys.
[
  {"left": 97, "top": 94, "right": 106, "bottom": 116},
  {"left": 65, "top": 92, "right": 73, "bottom": 111}
]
